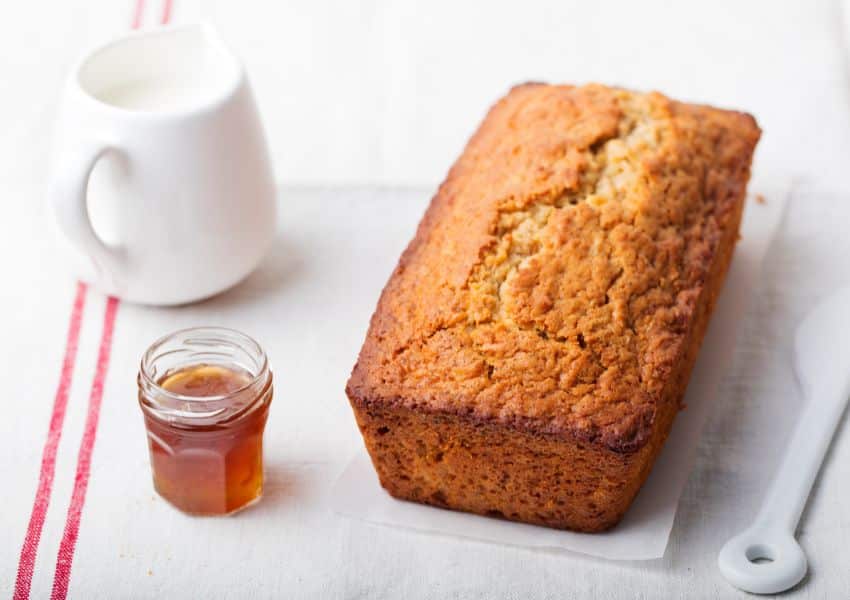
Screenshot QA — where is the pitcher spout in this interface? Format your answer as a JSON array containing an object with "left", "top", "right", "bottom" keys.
[{"left": 74, "top": 21, "right": 244, "bottom": 116}]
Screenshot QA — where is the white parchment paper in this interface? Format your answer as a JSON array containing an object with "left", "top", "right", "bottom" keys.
[{"left": 332, "top": 188, "right": 788, "bottom": 560}]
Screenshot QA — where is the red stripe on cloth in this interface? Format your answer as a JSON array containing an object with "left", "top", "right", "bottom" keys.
[
  {"left": 13, "top": 282, "right": 88, "bottom": 600},
  {"left": 160, "top": 0, "right": 173, "bottom": 25},
  {"left": 37, "top": 1, "right": 170, "bottom": 596},
  {"left": 131, "top": 0, "right": 146, "bottom": 28},
  {"left": 50, "top": 297, "right": 120, "bottom": 600}
]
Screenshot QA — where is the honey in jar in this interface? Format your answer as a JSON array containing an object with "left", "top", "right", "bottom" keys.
[{"left": 138, "top": 328, "right": 272, "bottom": 515}]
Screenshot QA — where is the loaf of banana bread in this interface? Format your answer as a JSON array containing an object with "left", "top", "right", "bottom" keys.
[{"left": 346, "top": 83, "right": 760, "bottom": 532}]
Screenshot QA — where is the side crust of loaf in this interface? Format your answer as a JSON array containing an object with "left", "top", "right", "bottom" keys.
[
  {"left": 348, "top": 193, "right": 741, "bottom": 531},
  {"left": 346, "top": 83, "right": 759, "bottom": 532}
]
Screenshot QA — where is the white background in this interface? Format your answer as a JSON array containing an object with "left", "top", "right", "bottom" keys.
[
  {"left": 2, "top": 0, "right": 850, "bottom": 189},
  {"left": 2, "top": 1, "right": 850, "bottom": 599}
]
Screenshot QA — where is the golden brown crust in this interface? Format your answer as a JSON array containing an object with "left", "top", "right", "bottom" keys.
[{"left": 346, "top": 83, "right": 759, "bottom": 530}]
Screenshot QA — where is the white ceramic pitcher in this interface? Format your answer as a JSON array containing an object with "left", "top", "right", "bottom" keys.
[{"left": 48, "top": 23, "right": 277, "bottom": 305}]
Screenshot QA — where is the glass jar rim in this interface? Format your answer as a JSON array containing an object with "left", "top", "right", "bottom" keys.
[{"left": 139, "top": 326, "right": 269, "bottom": 404}]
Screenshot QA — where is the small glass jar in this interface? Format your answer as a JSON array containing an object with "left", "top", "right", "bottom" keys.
[{"left": 138, "top": 327, "right": 272, "bottom": 515}]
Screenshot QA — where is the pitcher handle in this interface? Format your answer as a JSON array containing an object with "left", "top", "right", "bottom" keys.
[{"left": 48, "top": 140, "right": 123, "bottom": 284}]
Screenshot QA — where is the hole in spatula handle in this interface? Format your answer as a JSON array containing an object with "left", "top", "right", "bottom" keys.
[{"left": 745, "top": 544, "right": 775, "bottom": 565}]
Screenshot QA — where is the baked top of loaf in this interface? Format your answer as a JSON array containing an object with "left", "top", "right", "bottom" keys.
[{"left": 347, "top": 83, "right": 760, "bottom": 452}]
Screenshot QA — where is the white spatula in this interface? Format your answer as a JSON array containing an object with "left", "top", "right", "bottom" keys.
[{"left": 718, "top": 285, "right": 850, "bottom": 594}]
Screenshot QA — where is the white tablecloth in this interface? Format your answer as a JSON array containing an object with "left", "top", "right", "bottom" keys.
[{"left": 2, "top": 184, "right": 849, "bottom": 599}]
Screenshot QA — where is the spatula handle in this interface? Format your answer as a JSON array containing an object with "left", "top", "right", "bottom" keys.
[
  {"left": 718, "top": 379, "right": 850, "bottom": 594},
  {"left": 756, "top": 379, "right": 850, "bottom": 531}
]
